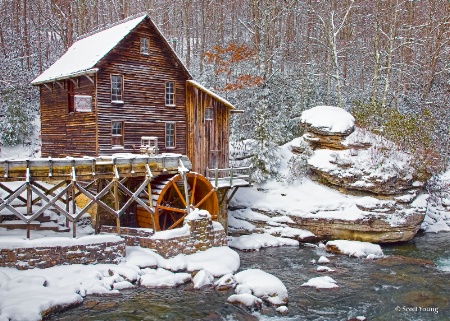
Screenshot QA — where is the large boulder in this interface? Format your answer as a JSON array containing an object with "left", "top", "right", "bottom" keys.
[{"left": 301, "top": 106, "right": 355, "bottom": 150}]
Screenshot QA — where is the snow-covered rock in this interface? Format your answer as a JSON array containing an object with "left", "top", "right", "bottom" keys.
[
  {"left": 326, "top": 240, "right": 384, "bottom": 258},
  {"left": 301, "top": 106, "right": 355, "bottom": 150},
  {"left": 301, "top": 276, "right": 339, "bottom": 289},
  {"left": 139, "top": 268, "right": 191, "bottom": 287},
  {"left": 301, "top": 106, "right": 355, "bottom": 136},
  {"left": 214, "top": 273, "right": 236, "bottom": 291},
  {"left": 317, "top": 256, "right": 330, "bottom": 264},
  {"left": 228, "top": 233, "right": 298, "bottom": 251},
  {"left": 233, "top": 269, "right": 288, "bottom": 306},
  {"left": 192, "top": 269, "right": 214, "bottom": 289},
  {"left": 317, "top": 266, "right": 335, "bottom": 272},
  {"left": 276, "top": 305, "right": 289, "bottom": 315},
  {"left": 227, "top": 293, "right": 262, "bottom": 309}
]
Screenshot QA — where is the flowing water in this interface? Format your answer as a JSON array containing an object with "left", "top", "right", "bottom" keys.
[{"left": 49, "top": 232, "right": 450, "bottom": 321}]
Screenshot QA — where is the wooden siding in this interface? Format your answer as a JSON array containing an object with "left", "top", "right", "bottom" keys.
[
  {"left": 186, "top": 82, "right": 230, "bottom": 175},
  {"left": 39, "top": 77, "right": 97, "bottom": 157},
  {"left": 96, "top": 20, "right": 189, "bottom": 156}
]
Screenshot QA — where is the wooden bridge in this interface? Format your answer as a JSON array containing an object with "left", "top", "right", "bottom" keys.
[{"left": 0, "top": 154, "right": 251, "bottom": 238}]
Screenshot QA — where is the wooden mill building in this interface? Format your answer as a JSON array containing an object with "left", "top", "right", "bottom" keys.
[
  {"left": 29, "top": 14, "right": 251, "bottom": 232},
  {"left": 32, "top": 14, "right": 235, "bottom": 175}
]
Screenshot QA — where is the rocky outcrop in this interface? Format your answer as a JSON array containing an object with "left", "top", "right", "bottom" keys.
[
  {"left": 301, "top": 105, "right": 355, "bottom": 150},
  {"left": 288, "top": 211, "right": 425, "bottom": 243},
  {"left": 299, "top": 106, "right": 427, "bottom": 242}
]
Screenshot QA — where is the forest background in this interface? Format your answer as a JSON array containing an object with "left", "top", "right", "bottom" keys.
[{"left": 0, "top": 0, "right": 449, "bottom": 182}]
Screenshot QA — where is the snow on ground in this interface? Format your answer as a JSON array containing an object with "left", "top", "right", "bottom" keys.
[
  {"left": 0, "top": 245, "right": 241, "bottom": 321},
  {"left": 326, "top": 240, "right": 384, "bottom": 258},
  {"left": 421, "top": 169, "right": 450, "bottom": 233},
  {"left": 301, "top": 276, "right": 339, "bottom": 289},
  {"left": 126, "top": 246, "right": 240, "bottom": 277}
]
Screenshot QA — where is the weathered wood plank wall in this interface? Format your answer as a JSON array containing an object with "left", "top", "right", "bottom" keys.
[
  {"left": 186, "top": 83, "right": 230, "bottom": 175},
  {"left": 40, "top": 77, "right": 97, "bottom": 157},
  {"left": 96, "top": 21, "right": 190, "bottom": 156}
]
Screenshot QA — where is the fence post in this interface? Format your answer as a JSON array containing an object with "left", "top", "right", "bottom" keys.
[
  {"left": 215, "top": 168, "right": 219, "bottom": 189},
  {"left": 230, "top": 166, "right": 234, "bottom": 187}
]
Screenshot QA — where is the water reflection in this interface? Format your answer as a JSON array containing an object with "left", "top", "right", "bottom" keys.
[{"left": 49, "top": 233, "right": 450, "bottom": 321}]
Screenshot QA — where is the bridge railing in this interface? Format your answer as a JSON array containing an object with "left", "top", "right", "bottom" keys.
[{"left": 206, "top": 166, "right": 252, "bottom": 189}]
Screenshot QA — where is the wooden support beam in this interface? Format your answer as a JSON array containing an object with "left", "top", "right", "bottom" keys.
[
  {"left": 84, "top": 74, "right": 95, "bottom": 84},
  {"left": 56, "top": 81, "right": 64, "bottom": 90},
  {"left": 228, "top": 187, "right": 240, "bottom": 203},
  {"left": 43, "top": 83, "right": 52, "bottom": 92},
  {"left": 70, "top": 78, "right": 79, "bottom": 87},
  {"left": 0, "top": 182, "right": 27, "bottom": 204}
]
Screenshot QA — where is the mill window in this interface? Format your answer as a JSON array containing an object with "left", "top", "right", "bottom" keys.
[
  {"left": 141, "top": 38, "right": 149, "bottom": 55},
  {"left": 205, "top": 107, "right": 213, "bottom": 121},
  {"left": 111, "top": 75, "right": 123, "bottom": 103},
  {"left": 112, "top": 121, "right": 124, "bottom": 147},
  {"left": 165, "top": 81, "right": 175, "bottom": 106},
  {"left": 165, "top": 122, "right": 176, "bottom": 148}
]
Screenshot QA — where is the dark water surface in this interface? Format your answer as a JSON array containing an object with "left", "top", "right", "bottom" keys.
[{"left": 49, "top": 232, "right": 450, "bottom": 321}]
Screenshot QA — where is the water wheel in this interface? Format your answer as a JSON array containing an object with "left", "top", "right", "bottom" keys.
[{"left": 136, "top": 173, "right": 218, "bottom": 231}]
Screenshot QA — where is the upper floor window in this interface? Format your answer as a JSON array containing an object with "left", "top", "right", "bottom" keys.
[
  {"left": 205, "top": 107, "right": 213, "bottom": 121},
  {"left": 141, "top": 38, "right": 149, "bottom": 55},
  {"left": 165, "top": 122, "right": 176, "bottom": 148},
  {"left": 111, "top": 75, "right": 123, "bottom": 103},
  {"left": 165, "top": 81, "right": 175, "bottom": 106}
]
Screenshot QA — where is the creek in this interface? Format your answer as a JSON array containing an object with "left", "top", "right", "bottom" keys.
[{"left": 49, "top": 232, "right": 450, "bottom": 321}]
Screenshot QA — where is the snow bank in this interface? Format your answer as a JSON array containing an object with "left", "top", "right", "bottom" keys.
[
  {"left": 233, "top": 269, "right": 288, "bottom": 305},
  {"left": 0, "top": 234, "right": 123, "bottom": 249},
  {"left": 301, "top": 106, "right": 355, "bottom": 134},
  {"left": 301, "top": 276, "right": 339, "bottom": 289},
  {"left": 131, "top": 246, "right": 240, "bottom": 277},
  {"left": 229, "top": 233, "right": 299, "bottom": 251},
  {"left": 326, "top": 240, "right": 384, "bottom": 258},
  {"left": 0, "top": 245, "right": 241, "bottom": 321},
  {"left": 425, "top": 220, "right": 450, "bottom": 233}
]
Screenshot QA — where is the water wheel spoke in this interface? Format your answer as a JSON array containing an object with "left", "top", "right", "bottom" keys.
[
  {"left": 162, "top": 211, "right": 169, "bottom": 230},
  {"left": 195, "top": 188, "right": 215, "bottom": 208},
  {"left": 168, "top": 214, "right": 188, "bottom": 230},
  {"left": 172, "top": 180, "right": 187, "bottom": 208},
  {"left": 190, "top": 174, "right": 197, "bottom": 206},
  {"left": 156, "top": 205, "right": 186, "bottom": 213}
]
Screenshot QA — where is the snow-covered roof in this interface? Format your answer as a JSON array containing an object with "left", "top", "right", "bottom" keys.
[
  {"left": 32, "top": 14, "right": 191, "bottom": 85},
  {"left": 187, "top": 80, "right": 236, "bottom": 109}
]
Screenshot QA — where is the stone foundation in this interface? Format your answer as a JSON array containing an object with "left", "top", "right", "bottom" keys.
[
  {"left": 101, "top": 215, "right": 228, "bottom": 258},
  {"left": 0, "top": 236, "right": 126, "bottom": 270}
]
